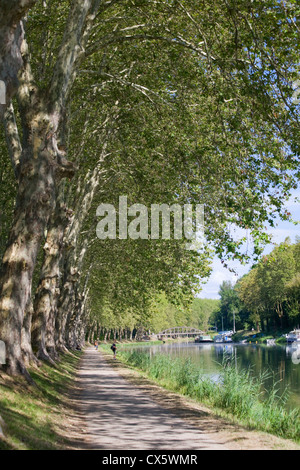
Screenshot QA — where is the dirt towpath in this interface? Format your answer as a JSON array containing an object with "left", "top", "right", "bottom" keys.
[{"left": 73, "top": 347, "right": 300, "bottom": 451}]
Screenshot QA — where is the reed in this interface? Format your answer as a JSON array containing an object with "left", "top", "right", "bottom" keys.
[{"left": 116, "top": 348, "right": 300, "bottom": 442}]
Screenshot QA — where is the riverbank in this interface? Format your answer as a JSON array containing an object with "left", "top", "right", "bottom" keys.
[
  {"left": 101, "top": 342, "right": 300, "bottom": 444},
  {"left": 0, "top": 344, "right": 299, "bottom": 450},
  {"left": 120, "top": 327, "right": 296, "bottom": 345},
  {"left": 232, "top": 329, "right": 291, "bottom": 344},
  {"left": 99, "top": 346, "right": 300, "bottom": 450}
]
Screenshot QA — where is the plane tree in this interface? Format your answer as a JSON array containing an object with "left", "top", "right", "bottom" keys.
[{"left": 0, "top": 0, "right": 299, "bottom": 376}]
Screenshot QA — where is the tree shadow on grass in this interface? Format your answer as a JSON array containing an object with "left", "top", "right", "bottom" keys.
[
  {"left": 0, "top": 351, "right": 85, "bottom": 450},
  {"left": 0, "top": 406, "right": 70, "bottom": 450}
]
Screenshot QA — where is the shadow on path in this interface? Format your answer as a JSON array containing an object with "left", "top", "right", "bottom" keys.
[{"left": 76, "top": 348, "right": 228, "bottom": 450}]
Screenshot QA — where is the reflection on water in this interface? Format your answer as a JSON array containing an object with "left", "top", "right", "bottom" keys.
[{"left": 131, "top": 342, "right": 300, "bottom": 410}]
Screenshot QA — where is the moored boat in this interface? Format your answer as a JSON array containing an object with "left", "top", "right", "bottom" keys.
[
  {"left": 213, "top": 334, "right": 233, "bottom": 343},
  {"left": 195, "top": 335, "right": 213, "bottom": 343},
  {"left": 286, "top": 330, "right": 300, "bottom": 344}
]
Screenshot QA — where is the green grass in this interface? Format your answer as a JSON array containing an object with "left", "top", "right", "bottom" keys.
[
  {"left": 0, "top": 351, "right": 83, "bottom": 450},
  {"left": 232, "top": 329, "right": 291, "bottom": 345},
  {"left": 109, "top": 346, "right": 300, "bottom": 443}
]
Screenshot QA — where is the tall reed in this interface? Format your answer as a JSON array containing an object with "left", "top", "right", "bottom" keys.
[{"left": 117, "top": 348, "right": 300, "bottom": 442}]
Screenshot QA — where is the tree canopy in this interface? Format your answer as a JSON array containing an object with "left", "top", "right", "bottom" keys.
[{"left": 0, "top": 0, "right": 299, "bottom": 376}]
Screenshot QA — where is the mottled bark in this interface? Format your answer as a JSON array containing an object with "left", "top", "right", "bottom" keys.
[
  {"left": 65, "top": 288, "right": 82, "bottom": 349},
  {"left": 56, "top": 265, "right": 79, "bottom": 351},
  {"left": 88, "top": 321, "right": 96, "bottom": 344},
  {"left": 0, "top": 122, "right": 56, "bottom": 375},
  {"left": 3, "top": 102, "right": 22, "bottom": 177},
  {"left": 0, "top": 0, "right": 97, "bottom": 375},
  {"left": 31, "top": 198, "right": 72, "bottom": 361},
  {"left": 21, "top": 300, "right": 37, "bottom": 366},
  {"left": 66, "top": 265, "right": 91, "bottom": 349},
  {"left": 0, "top": 0, "right": 36, "bottom": 117}
]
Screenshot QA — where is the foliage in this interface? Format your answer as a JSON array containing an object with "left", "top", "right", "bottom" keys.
[
  {"left": 90, "top": 291, "right": 220, "bottom": 336},
  {"left": 0, "top": 0, "right": 300, "bottom": 368},
  {"left": 189, "top": 298, "right": 220, "bottom": 331},
  {"left": 213, "top": 239, "right": 300, "bottom": 332}
]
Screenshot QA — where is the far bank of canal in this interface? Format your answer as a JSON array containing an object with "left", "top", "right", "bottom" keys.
[{"left": 122, "top": 341, "right": 300, "bottom": 411}]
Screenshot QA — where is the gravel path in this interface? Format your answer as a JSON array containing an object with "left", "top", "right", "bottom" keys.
[
  {"left": 77, "top": 347, "right": 228, "bottom": 450},
  {"left": 73, "top": 347, "right": 300, "bottom": 451}
]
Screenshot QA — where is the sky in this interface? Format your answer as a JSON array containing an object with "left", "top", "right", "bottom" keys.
[{"left": 199, "top": 189, "right": 300, "bottom": 300}]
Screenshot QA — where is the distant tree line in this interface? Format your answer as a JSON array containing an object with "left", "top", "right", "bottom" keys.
[
  {"left": 88, "top": 293, "right": 219, "bottom": 342},
  {"left": 212, "top": 238, "right": 300, "bottom": 332}
]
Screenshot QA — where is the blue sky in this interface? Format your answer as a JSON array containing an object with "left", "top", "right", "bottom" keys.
[{"left": 199, "top": 189, "right": 300, "bottom": 300}]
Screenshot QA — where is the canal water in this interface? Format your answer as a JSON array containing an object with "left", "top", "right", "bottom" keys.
[{"left": 130, "top": 342, "right": 300, "bottom": 410}]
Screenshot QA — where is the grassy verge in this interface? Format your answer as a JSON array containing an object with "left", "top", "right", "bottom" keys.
[
  {"left": 103, "top": 345, "right": 300, "bottom": 443},
  {"left": 232, "top": 329, "right": 289, "bottom": 344},
  {"left": 0, "top": 351, "right": 83, "bottom": 450}
]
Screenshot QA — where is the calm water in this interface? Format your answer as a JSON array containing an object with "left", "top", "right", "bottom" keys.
[{"left": 130, "top": 342, "right": 300, "bottom": 410}]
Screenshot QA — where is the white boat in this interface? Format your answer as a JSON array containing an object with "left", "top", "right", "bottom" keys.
[
  {"left": 195, "top": 335, "right": 213, "bottom": 343},
  {"left": 286, "top": 330, "right": 300, "bottom": 344},
  {"left": 213, "top": 334, "right": 233, "bottom": 344},
  {"left": 266, "top": 338, "right": 276, "bottom": 346}
]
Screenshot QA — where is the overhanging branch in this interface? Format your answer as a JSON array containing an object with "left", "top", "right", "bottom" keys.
[
  {"left": 48, "top": 0, "right": 101, "bottom": 117},
  {"left": 86, "top": 32, "right": 209, "bottom": 59}
]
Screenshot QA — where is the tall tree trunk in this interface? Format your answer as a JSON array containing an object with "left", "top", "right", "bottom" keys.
[
  {"left": 31, "top": 196, "right": 71, "bottom": 361},
  {"left": 0, "top": 0, "right": 97, "bottom": 376},
  {"left": 0, "top": 122, "right": 56, "bottom": 375},
  {"left": 0, "top": 0, "right": 36, "bottom": 118},
  {"left": 21, "top": 300, "right": 37, "bottom": 367},
  {"left": 56, "top": 261, "right": 80, "bottom": 351},
  {"left": 65, "top": 262, "right": 91, "bottom": 349}
]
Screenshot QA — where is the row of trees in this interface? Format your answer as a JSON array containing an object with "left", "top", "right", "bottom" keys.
[
  {"left": 213, "top": 238, "right": 300, "bottom": 332},
  {"left": 0, "top": 1, "right": 299, "bottom": 378},
  {"left": 88, "top": 294, "right": 219, "bottom": 342}
]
